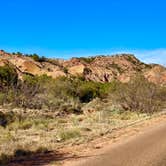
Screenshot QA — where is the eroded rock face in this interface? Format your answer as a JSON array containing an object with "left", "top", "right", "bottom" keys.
[
  {"left": 0, "top": 50, "right": 165, "bottom": 85},
  {"left": 64, "top": 55, "right": 152, "bottom": 83},
  {"left": 144, "top": 65, "right": 166, "bottom": 85},
  {"left": 0, "top": 50, "right": 66, "bottom": 79}
]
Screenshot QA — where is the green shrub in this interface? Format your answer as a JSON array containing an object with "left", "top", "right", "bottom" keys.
[
  {"left": 23, "top": 75, "right": 38, "bottom": 85},
  {"left": 83, "top": 67, "right": 92, "bottom": 75},
  {"left": 63, "top": 67, "right": 68, "bottom": 74},
  {"left": 26, "top": 53, "right": 46, "bottom": 62},
  {"left": 77, "top": 82, "right": 98, "bottom": 102},
  {"left": 78, "top": 57, "right": 96, "bottom": 64},
  {"left": 16, "top": 52, "right": 23, "bottom": 56},
  {"left": 97, "top": 81, "right": 119, "bottom": 98},
  {"left": 0, "top": 65, "right": 18, "bottom": 87},
  {"left": 30, "top": 54, "right": 40, "bottom": 61},
  {"left": 0, "top": 93, "right": 5, "bottom": 105},
  {"left": 76, "top": 80, "right": 119, "bottom": 102}
]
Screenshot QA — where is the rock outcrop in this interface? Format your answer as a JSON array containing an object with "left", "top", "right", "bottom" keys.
[{"left": 0, "top": 50, "right": 165, "bottom": 85}]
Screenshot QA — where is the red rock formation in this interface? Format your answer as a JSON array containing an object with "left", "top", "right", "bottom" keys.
[{"left": 0, "top": 50, "right": 165, "bottom": 85}]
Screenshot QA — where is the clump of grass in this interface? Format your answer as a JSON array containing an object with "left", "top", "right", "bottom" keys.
[
  {"left": 33, "top": 118, "right": 52, "bottom": 130},
  {"left": 58, "top": 128, "right": 81, "bottom": 141},
  {"left": 36, "top": 146, "right": 50, "bottom": 154},
  {"left": 119, "top": 111, "right": 138, "bottom": 120},
  {"left": 7, "top": 119, "right": 32, "bottom": 131},
  {"left": 18, "top": 121, "right": 33, "bottom": 130}
]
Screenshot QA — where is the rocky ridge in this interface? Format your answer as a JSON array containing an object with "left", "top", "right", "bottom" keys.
[{"left": 0, "top": 50, "right": 166, "bottom": 85}]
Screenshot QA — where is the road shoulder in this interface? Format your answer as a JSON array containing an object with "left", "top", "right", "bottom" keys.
[{"left": 62, "top": 114, "right": 166, "bottom": 166}]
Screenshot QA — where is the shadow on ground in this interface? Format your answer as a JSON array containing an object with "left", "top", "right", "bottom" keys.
[{"left": 7, "top": 150, "right": 95, "bottom": 166}]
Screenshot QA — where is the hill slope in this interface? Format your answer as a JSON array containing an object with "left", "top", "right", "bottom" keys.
[{"left": 0, "top": 50, "right": 166, "bottom": 84}]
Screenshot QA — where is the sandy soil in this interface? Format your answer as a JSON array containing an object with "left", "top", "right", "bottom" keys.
[
  {"left": 63, "top": 114, "right": 166, "bottom": 166},
  {"left": 9, "top": 114, "right": 166, "bottom": 166}
]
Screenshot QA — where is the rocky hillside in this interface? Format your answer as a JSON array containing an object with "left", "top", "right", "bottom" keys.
[{"left": 0, "top": 50, "right": 166, "bottom": 85}]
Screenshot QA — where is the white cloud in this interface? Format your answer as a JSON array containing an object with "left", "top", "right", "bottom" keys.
[
  {"left": 67, "top": 49, "right": 166, "bottom": 66},
  {"left": 82, "top": 49, "right": 166, "bottom": 66},
  {"left": 132, "top": 49, "right": 166, "bottom": 66}
]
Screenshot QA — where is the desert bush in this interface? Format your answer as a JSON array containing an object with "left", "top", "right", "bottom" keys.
[
  {"left": 76, "top": 80, "right": 119, "bottom": 102},
  {"left": 159, "top": 86, "right": 166, "bottom": 101},
  {"left": 16, "top": 52, "right": 23, "bottom": 56},
  {"left": 18, "top": 76, "right": 81, "bottom": 112},
  {"left": 111, "top": 75, "right": 165, "bottom": 113},
  {"left": 28, "top": 53, "right": 40, "bottom": 61},
  {"left": 77, "top": 82, "right": 98, "bottom": 103},
  {"left": 25, "top": 53, "right": 46, "bottom": 62},
  {"left": 10, "top": 74, "right": 53, "bottom": 109},
  {"left": 0, "top": 111, "right": 15, "bottom": 127},
  {"left": 0, "top": 93, "right": 6, "bottom": 105},
  {"left": 52, "top": 77, "right": 76, "bottom": 99},
  {"left": 83, "top": 67, "right": 92, "bottom": 75},
  {"left": 0, "top": 67, "right": 164, "bottom": 116},
  {"left": 0, "top": 67, "right": 120, "bottom": 111},
  {"left": 0, "top": 65, "right": 18, "bottom": 89},
  {"left": 12, "top": 79, "right": 41, "bottom": 109},
  {"left": 97, "top": 81, "right": 119, "bottom": 98},
  {"left": 63, "top": 67, "right": 68, "bottom": 74},
  {"left": 0, "top": 65, "right": 18, "bottom": 105},
  {"left": 78, "top": 57, "right": 96, "bottom": 64}
]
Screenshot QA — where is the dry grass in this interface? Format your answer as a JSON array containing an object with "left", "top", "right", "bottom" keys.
[
  {"left": 0, "top": 109, "right": 148, "bottom": 151},
  {"left": 0, "top": 103, "right": 151, "bottom": 164}
]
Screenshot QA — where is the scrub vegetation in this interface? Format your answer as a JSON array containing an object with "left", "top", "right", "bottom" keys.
[{"left": 0, "top": 64, "right": 165, "bottom": 165}]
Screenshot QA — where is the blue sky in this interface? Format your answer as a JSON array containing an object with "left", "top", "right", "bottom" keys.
[{"left": 0, "top": 0, "right": 166, "bottom": 65}]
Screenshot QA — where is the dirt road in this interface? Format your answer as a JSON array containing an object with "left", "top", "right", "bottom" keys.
[{"left": 72, "top": 122, "right": 166, "bottom": 166}]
